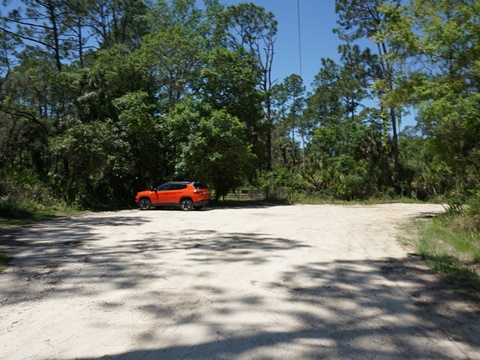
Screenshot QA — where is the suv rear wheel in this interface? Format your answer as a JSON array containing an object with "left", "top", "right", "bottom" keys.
[{"left": 180, "top": 198, "right": 193, "bottom": 211}]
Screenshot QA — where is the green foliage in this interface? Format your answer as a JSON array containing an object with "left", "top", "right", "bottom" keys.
[
  {"left": 262, "top": 164, "right": 307, "bottom": 190},
  {"left": 136, "top": 28, "right": 202, "bottom": 109},
  {"left": 200, "top": 47, "right": 262, "bottom": 118},
  {"left": 0, "top": 168, "right": 66, "bottom": 217},
  {"left": 2, "top": 0, "right": 479, "bottom": 211},
  {"left": 256, "top": 164, "right": 309, "bottom": 202},
  {"left": 398, "top": 127, "right": 451, "bottom": 200},
  {"left": 335, "top": 0, "right": 403, "bottom": 183},
  {"left": 414, "top": 215, "right": 480, "bottom": 299},
  {"left": 145, "top": 0, "right": 206, "bottom": 36},
  {"left": 464, "top": 190, "right": 480, "bottom": 232},
  {"left": 271, "top": 74, "right": 305, "bottom": 166},
  {"left": 167, "top": 100, "right": 256, "bottom": 200},
  {"left": 306, "top": 112, "right": 393, "bottom": 200},
  {"left": 0, "top": 250, "right": 9, "bottom": 271},
  {"left": 50, "top": 119, "right": 130, "bottom": 207},
  {"left": 380, "top": 0, "right": 480, "bottom": 202},
  {"left": 114, "top": 92, "right": 158, "bottom": 180}
]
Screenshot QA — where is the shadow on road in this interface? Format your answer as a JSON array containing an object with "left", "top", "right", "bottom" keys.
[
  {"left": 0, "top": 215, "right": 307, "bottom": 304},
  {"left": 1, "top": 210, "right": 479, "bottom": 359},
  {"left": 72, "top": 257, "right": 480, "bottom": 359}
]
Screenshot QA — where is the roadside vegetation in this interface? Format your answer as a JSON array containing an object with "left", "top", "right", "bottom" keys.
[
  {"left": 0, "top": 168, "right": 81, "bottom": 228},
  {"left": 411, "top": 194, "right": 480, "bottom": 301},
  {"left": 0, "top": 250, "right": 9, "bottom": 271}
]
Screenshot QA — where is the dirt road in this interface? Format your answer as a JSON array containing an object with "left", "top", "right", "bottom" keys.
[{"left": 1, "top": 204, "right": 479, "bottom": 359}]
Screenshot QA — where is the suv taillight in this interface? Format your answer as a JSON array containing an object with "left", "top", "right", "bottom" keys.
[{"left": 193, "top": 189, "right": 201, "bottom": 194}]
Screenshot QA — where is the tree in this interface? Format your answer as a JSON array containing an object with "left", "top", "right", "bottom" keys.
[
  {"left": 272, "top": 74, "right": 305, "bottom": 167},
  {"left": 165, "top": 99, "right": 255, "bottom": 200},
  {"left": 337, "top": 44, "right": 370, "bottom": 121},
  {"left": 51, "top": 118, "right": 128, "bottom": 205},
  {"left": 136, "top": 28, "right": 202, "bottom": 110},
  {"left": 305, "top": 50, "right": 371, "bottom": 132},
  {"left": 85, "top": 0, "right": 149, "bottom": 49},
  {"left": 113, "top": 91, "right": 159, "bottom": 182},
  {"left": 302, "top": 50, "right": 394, "bottom": 199},
  {"left": 305, "top": 58, "right": 343, "bottom": 128},
  {"left": 0, "top": 18, "right": 21, "bottom": 80},
  {"left": 144, "top": 0, "right": 204, "bottom": 35},
  {"left": 199, "top": 46, "right": 262, "bottom": 168},
  {"left": 380, "top": 0, "right": 480, "bottom": 198},
  {"left": 1, "top": 0, "right": 76, "bottom": 71},
  {"left": 223, "top": 3, "right": 277, "bottom": 170},
  {"left": 335, "top": 0, "right": 402, "bottom": 184}
]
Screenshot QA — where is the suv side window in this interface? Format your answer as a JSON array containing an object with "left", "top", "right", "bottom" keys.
[
  {"left": 171, "top": 184, "right": 187, "bottom": 190},
  {"left": 156, "top": 183, "right": 171, "bottom": 191}
]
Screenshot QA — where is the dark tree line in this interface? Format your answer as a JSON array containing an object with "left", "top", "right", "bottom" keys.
[{"left": 0, "top": 0, "right": 479, "bottom": 211}]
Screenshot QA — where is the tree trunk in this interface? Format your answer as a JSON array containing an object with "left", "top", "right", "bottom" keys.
[{"left": 390, "top": 106, "right": 400, "bottom": 183}]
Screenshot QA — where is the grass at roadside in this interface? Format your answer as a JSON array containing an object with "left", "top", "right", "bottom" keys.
[
  {"left": 0, "top": 250, "right": 9, "bottom": 271},
  {"left": 0, "top": 202, "right": 82, "bottom": 233},
  {"left": 411, "top": 215, "right": 480, "bottom": 301},
  {"left": 0, "top": 212, "right": 59, "bottom": 228},
  {"left": 0, "top": 208, "right": 82, "bottom": 229},
  {"left": 288, "top": 191, "right": 434, "bottom": 205}
]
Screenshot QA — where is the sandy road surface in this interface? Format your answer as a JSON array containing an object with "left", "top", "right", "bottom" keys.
[{"left": 1, "top": 203, "right": 479, "bottom": 359}]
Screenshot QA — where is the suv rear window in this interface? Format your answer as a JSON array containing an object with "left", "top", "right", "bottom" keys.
[{"left": 193, "top": 183, "right": 207, "bottom": 189}]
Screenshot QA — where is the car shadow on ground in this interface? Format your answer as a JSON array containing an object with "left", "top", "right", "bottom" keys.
[{"left": 138, "top": 200, "right": 291, "bottom": 212}]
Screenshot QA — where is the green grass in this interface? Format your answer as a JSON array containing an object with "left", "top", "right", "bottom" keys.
[
  {"left": 0, "top": 206, "right": 82, "bottom": 229},
  {"left": 291, "top": 193, "right": 429, "bottom": 205},
  {"left": 0, "top": 212, "right": 60, "bottom": 228},
  {"left": 412, "top": 215, "right": 480, "bottom": 301},
  {"left": 0, "top": 250, "right": 9, "bottom": 271}
]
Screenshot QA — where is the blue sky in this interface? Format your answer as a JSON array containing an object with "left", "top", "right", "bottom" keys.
[
  {"left": 3, "top": 0, "right": 412, "bottom": 126},
  {"left": 218, "top": 0, "right": 417, "bottom": 128},
  {"left": 219, "top": 0, "right": 343, "bottom": 93},
  {"left": 2, "top": 0, "right": 340, "bottom": 92}
]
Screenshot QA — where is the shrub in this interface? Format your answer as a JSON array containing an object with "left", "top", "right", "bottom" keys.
[
  {"left": 0, "top": 168, "right": 65, "bottom": 217},
  {"left": 465, "top": 190, "right": 480, "bottom": 232}
]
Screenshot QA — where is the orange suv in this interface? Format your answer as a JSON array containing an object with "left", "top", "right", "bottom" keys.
[{"left": 135, "top": 181, "right": 210, "bottom": 211}]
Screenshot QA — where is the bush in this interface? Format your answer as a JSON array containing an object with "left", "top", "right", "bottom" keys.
[
  {"left": 0, "top": 168, "right": 66, "bottom": 217},
  {"left": 258, "top": 165, "right": 308, "bottom": 200},
  {"left": 442, "top": 189, "right": 480, "bottom": 233},
  {"left": 0, "top": 198, "right": 30, "bottom": 217},
  {"left": 465, "top": 190, "right": 480, "bottom": 232}
]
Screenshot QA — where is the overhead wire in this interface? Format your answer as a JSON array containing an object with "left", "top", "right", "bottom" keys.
[
  {"left": 297, "top": 0, "right": 303, "bottom": 78},
  {"left": 297, "top": 0, "right": 306, "bottom": 170}
]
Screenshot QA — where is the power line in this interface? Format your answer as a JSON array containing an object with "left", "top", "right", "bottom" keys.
[
  {"left": 297, "top": 0, "right": 303, "bottom": 78},
  {"left": 297, "top": 0, "right": 306, "bottom": 171}
]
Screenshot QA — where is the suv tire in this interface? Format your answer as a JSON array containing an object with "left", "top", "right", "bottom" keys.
[
  {"left": 180, "top": 198, "right": 193, "bottom": 211},
  {"left": 138, "top": 198, "right": 152, "bottom": 210}
]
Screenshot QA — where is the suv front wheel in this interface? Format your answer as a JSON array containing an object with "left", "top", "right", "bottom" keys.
[
  {"left": 180, "top": 198, "right": 193, "bottom": 211},
  {"left": 138, "top": 198, "right": 152, "bottom": 210}
]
